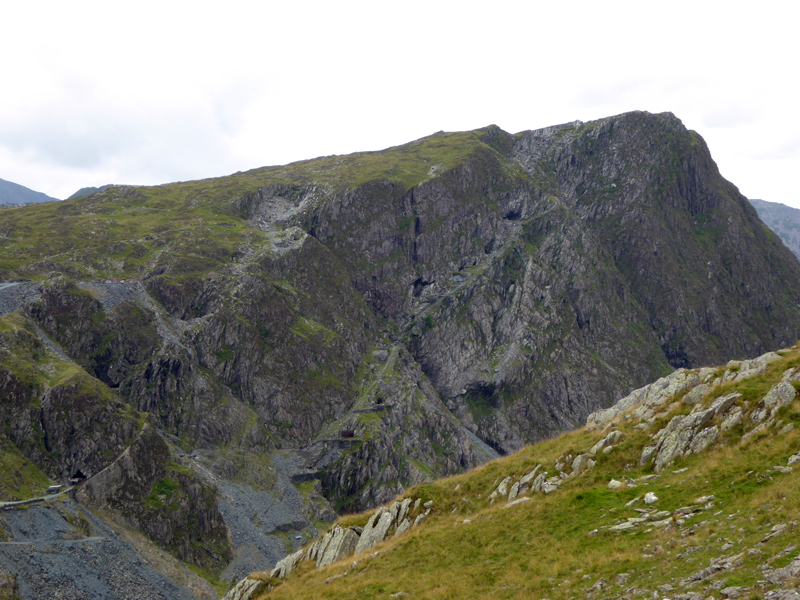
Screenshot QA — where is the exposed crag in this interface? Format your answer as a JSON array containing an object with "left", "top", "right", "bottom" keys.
[
  {"left": 231, "top": 343, "right": 800, "bottom": 600},
  {"left": 1, "top": 110, "right": 800, "bottom": 598}
]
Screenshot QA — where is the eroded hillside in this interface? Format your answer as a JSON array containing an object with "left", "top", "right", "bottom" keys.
[
  {"left": 231, "top": 344, "right": 800, "bottom": 600},
  {"left": 1, "top": 110, "right": 800, "bottom": 598}
]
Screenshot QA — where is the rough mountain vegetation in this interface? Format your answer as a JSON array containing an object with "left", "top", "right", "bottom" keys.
[
  {"left": 229, "top": 343, "right": 800, "bottom": 600},
  {"left": 1, "top": 110, "right": 800, "bottom": 598}
]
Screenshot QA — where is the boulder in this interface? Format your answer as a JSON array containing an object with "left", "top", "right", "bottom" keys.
[
  {"left": 355, "top": 510, "right": 394, "bottom": 555},
  {"left": 503, "top": 497, "right": 532, "bottom": 509},
  {"left": 530, "top": 473, "right": 546, "bottom": 493},
  {"left": 720, "top": 586, "right": 748, "bottom": 598},
  {"left": 762, "top": 375, "right": 797, "bottom": 417},
  {"left": 589, "top": 430, "right": 623, "bottom": 455},
  {"left": 682, "top": 383, "right": 712, "bottom": 405},
  {"left": 317, "top": 526, "right": 360, "bottom": 568},
  {"left": 413, "top": 509, "right": 430, "bottom": 529},
  {"left": 733, "top": 352, "right": 781, "bottom": 382},
  {"left": 306, "top": 530, "right": 332, "bottom": 563},
  {"left": 542, "top": 478, "right": 561, "bottom": 493},
  {"left": 688, "top": 426, "right": 719, "bottom": 454},
  {"left": 519, "top": 465, "right": 541, "bottom": 486},
  {"left": 571, "top": 453, "right": 590, "bottom": 474},
  {"left": 694, "top": 495, "right": 715, "bottom": 504},
  {"left": 642, "top": 393, "right": 740, "bottom": 471},
  {"left": 587, "top": 369, "right": 699, "bottom": 426},
  {"left": 496, "top": 476, "right": 513, "bottom": 497},
  {"left": 721, "top": 408, "right": 743, "bottom": 431},
  {"left": 221, "top": 577, "right": 265, "bottom": 600},
  {"left": 270, "top": 548, "right": 305, "bottom": 579},
  {"left": 764, "top": 556, "right": 800, "bottom": 584},
  {"left": 394, "top": 517, "right": 411, "bottom": 538},
  {"left": 389, "top": 501, "right": 400, "bottom": 521},
  {"left": 397, "top": 498, "right": 412, "bottom": 524}
]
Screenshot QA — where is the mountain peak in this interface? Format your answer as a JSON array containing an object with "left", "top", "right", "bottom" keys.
[{"left": 0, "top": 177, "right": 60, "bottom": 205}]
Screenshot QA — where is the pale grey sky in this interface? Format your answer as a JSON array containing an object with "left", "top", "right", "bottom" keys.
[{"left": 1, "top": 1, "right": 798, "bottom": 207}]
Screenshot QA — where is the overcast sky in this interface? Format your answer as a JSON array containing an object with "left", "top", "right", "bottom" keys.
[{"left": 2, "top": 1, "right": 798, "bottom": 208}]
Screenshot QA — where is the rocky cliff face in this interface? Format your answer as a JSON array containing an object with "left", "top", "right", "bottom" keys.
[
  {"left": 77, "top": 425, "right": 232, "bottom": 572},
  {"left": 276, "top": 112, "right": 800, "bottom": 451},
  {"left": 231, "top": 342, "right": 800, "bottom": 600},
  {"left": 0, "top": 312, "right": 141, "bottom": 486},
  {"left": 1, "top": 110, "right": 800, "bottom": 596}
]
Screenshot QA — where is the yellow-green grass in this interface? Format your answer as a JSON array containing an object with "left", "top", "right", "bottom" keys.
[
  {"left": 0, "top": 439, "right": 51, "bottom": 501},
  {"left": 256, "top": 345, "right": 800, "bottom": 599},
  {"left": 0, "top": 128, "right": 500, "bottom": 281}
]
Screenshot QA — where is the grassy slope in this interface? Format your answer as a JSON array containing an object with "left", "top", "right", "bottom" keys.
[
  {"left": 256, "top": 345, "right": 800, "bottom": 599},
  {"left": 0, "top": 130, "right": 486, "bottom": 281}
]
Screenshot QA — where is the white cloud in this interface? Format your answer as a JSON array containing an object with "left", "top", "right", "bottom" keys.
[
  {"left": 702, "top": 106, "right": 758, "bottom": 129},
  {"left": 1, "top": 1, "right": 798, "bottom": 207}
]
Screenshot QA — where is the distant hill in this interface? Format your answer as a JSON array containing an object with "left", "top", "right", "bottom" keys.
[
  {"left": 67, "top": 184, "right": 115, "bottom": 200},
  {"left": 0, "top": 177, "right": 60, "bottom": 205},
  {"left": 749, "top": 198, "right": 800, "bottom": 260}
]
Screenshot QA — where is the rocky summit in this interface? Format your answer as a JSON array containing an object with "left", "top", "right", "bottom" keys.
[{"left": 1, "top": 110, "right": 800, "bottom": 599}]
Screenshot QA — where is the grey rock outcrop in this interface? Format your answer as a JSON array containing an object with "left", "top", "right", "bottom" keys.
[
  {"left": 503, "top": 497, "right": 532, "bottom": 509},
  {"left": 485, "top": 464, "right": 564, "bottom": 505},
  {"left": 587, "top": 369, "right": 700, "bottom": 427},
  {"left": 732, "top": 352, "right": 782, "bottom": 381},
  {"left": 355, "top": 510, "right": 394, "bottom": 555},
  {"left": 397, "top": 498, "right": 412, "bottom": 524},
  {"left": 682, "top": 553, "right": 744, "bottom": 585},
  {"left": 589, "top": 430, "right": 623, "bottom": 455},
  {"left": 394, "top": 517, "right": 411, "bottom": 537},
  {"left": 270, "top": 548, "right": 305, "bottom": 579},
  {"left": 304, "top": 525, "right": 359, "bottom": 568},
  {"left": 496, "top": 476, "right": 513, "bottom": 497},
  {"left": 761, "top": 369, "right": 798, "bottom": 417},
  {"left": 640, "top": 393, "right": 740, "bottom": 471},
  {"left": 221, "top": 577, "right": 267, "bottom": 600},
  {"left": 588, "top": 348, "right": 800, "bottom": 477},
  {"left": 764, "top": 556, "right": 800, "bottom": 584},
  {"left": 519, "top": 465, "right": 542, "bottom": 486},
  {"left": 571, "top": 454, "right": 590, "bottom": 474},
  {"left": 267, "top": 496, "right": 431, "bottom": 580}
]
